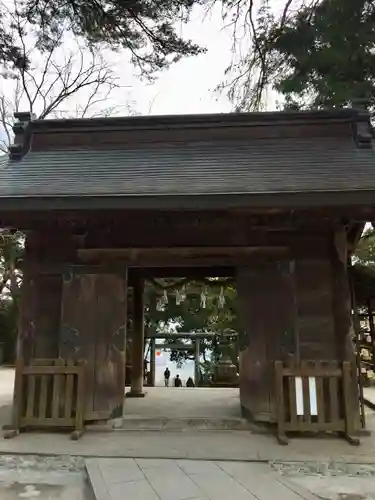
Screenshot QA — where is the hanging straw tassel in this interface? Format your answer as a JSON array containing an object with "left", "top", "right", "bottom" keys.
[{"left": 218, "top": 286, "right": 226, "bottom": 309}]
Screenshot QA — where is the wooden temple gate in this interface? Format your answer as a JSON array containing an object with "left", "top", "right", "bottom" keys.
[
  {"left": 1, "top": 108, "right": 374, "bottom": 441},
  {"left": 7, "top": 222, "right": 362, "bottom": 441}
]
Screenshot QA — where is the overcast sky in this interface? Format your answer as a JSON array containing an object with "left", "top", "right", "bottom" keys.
[
  {"left": 0, "top": 0, "right": 287, "bottom": 137},
  {"left": 119, "top": 3, "right": 280, "bottom": 115},
  {"left": 106, "top": 4, "right": 235, "bottom": 116},
  {"left": 126, "top": 1, "right": 284, "bottom": 115}
]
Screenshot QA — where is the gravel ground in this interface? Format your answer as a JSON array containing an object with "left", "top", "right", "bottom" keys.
[
  {"left": 271, "top": 461, "right": 375, "bottom": 500},
  {"left": 0, "top": 455, "right": 92, "bottom": 500}
]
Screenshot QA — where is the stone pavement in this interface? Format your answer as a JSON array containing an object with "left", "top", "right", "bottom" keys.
[
  {"left": 1, "top": 428, "right": 375, "bottom": 463},
  {"left": 85, "top": 458, "right": 319, "bottom": 500},
  {"left": 120, "top": 387, "right": 251, "bottom": 431},
  {"left": 123, "top": 387, "right": 241, "bottom": 418},
  {"left": 0, "top": 371, "right": 374, "bottom": 463}
]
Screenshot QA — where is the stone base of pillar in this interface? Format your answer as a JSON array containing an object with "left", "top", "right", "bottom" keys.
[{"left": 125, "top": 391, "right": 146, "bottom": 398}]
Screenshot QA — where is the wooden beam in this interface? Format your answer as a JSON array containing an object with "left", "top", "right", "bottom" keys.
[
  {"left": 0, "top": 199, "right": 375, "bottom": 225},
  {"left": 21, "top": 261, "right": 236, "bottom": 279},
  {"left": 78, "top": 246, "right": 288, "bottom": 258},
  {"left": 133, "top": 267, "right": 234, "bottom": 279},
  {"left": 145, "top": 331, "right": 237, "bottom": 339},
  {"left": 77, "top": 246, "right": 288, "bottom": 267},
  {"left": 155, "top": 344, "right": 194, "bottom": 350},
  {"left": 332, "top": 226, "right": 352, "bottom": 360}
]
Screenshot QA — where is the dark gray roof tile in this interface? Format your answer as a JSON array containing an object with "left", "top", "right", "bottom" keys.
[{"left": 0, "top": 138, "right": 374, "bottom": 198}]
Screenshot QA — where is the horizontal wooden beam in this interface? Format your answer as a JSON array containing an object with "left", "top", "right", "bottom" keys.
[
  {"left": 145, "top": 331, "right": 237, "bottom": 338},
  {"left": 1, "top": 193, "right": 375, "bottom": 215},
  {"left": 132, "top": 267, "right": 234, "bottom": 279},
  {"left": 78, "top": 246, "right": 288, "bottom": 258},
  {"left": 3, "top": 206, "right": 375, "bottom": 231},
  {"left": 155, "top": 344, "right": 195, "bottom": 350},
  {"left": 21, "top": 261, "right": 236, "bottom": 279},
  {"left": 77, "top": 246, "right": 288, "bottom": 267}
]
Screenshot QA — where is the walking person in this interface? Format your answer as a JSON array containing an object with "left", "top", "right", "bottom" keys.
[
  {"left": 186, "top": 376, "right": 195, "bottom": 388},
  {"left": 164, "top": 367, "right": 171, "bottom": 387},
  {"left": 174, "top": 374, "right": 182, "bottom": 387}
]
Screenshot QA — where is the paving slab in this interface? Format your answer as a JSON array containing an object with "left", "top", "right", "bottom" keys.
[
  {"left": 86, "top": 458, "right": 319, "bottom": 500},
  {"left": 108, "top": 479, "right": 159, "bottom": 500},
  {"left": 143, "top": 467, "right": 203, "bottom": 500},
  {"left": 86, "top": 458, "right": 375, "bottom": 500},
  {"left": 176, "top": 460, "right": 222, "bottom": 475},
  {"left": 217, "top": 461, "right": 308, "bottom": 500},
  {"left": 188, "top": 471, "right": 257, "bottom": 500},
  {"left": 98, "top": 457, "right": 145, "bottom": 484}
]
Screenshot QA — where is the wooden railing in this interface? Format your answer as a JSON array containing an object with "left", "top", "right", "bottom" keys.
[
  {"left": 5, "top": 358, "right": 86, "bottom": 440},
  {"left": 274, "top": 360, "right": 360, "bottom": 446}
]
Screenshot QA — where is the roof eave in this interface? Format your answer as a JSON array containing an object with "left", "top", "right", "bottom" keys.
[{"left": 0, "top": 190, "right": 374, "bottom": 212}]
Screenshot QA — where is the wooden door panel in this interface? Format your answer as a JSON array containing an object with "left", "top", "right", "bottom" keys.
[
  {"left": 237, "top": 260, "right": 296, "bottom": 421},
  {"left": 93, "top": 274, "right": 127, "bottom": 418},
  {"left": 60, "top": 270, "right": 127, "bottom": 420}
]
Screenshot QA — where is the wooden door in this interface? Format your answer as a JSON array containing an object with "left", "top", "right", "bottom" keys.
[
  {"left": 236, "top": 259, "right": 296, "bottom": 422},
  {"left": 59, "top": 269, "right": 127, "bottom": 421}
]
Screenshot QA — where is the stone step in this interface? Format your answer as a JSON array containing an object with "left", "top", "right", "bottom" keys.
[{"left": 87, "top": 416, "right": 270, "bottom": 433}]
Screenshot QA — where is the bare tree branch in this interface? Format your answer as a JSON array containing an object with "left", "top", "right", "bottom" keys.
[
  {"left": 0, "top": 96, "right": 13, "bottom": 152},
  {"left": 219, "top": 0, "right": 307, "bottom": 110},
  {"left": 0, "top": 0, "right": 131, "bottom": 308},
  {"left": 0, "top": 0, "right": 126, "bottom": 152}
]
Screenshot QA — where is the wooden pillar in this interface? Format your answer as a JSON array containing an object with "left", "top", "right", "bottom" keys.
[
  {"left": 14, "top": 277, "right": 33, "bottom": 363},
  {"left": 194, "top": 339, "right": 200, "bottom": 385},
  {"left": 34, "top": 274, "right": 62, "bottom": 358},
  {"left": 367, "top": 300, "right": 375, "bottom": 372},
  {"left": 16, "top": 237, "right": 38, "bottom": 363},
  {"left": 331, "top": 226, "right": 360, "bottom": 430},
  {"left": 150, "top": 338, "right": 156, "bottom": 387},
  {"left": 127, "top": 275, "right": 145, "bottom": 397},
  {"left": 350, "top": 268, "right": 366, "bottom": 429},
  {"left": 21, "top": 230, "right": 76, "bottom": 361},
  {"left": 236, "top": 260, "right": 296, "bottom": 422},
  {"left": 331, "top": 226, "right": 353, "bottom": 360}
]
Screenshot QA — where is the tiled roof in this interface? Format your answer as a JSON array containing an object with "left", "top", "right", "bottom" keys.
[{"left": 0, "top": 137, "right": 374, "bottom": 198}]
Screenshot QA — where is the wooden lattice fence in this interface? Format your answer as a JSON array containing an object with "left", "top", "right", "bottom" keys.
[
  {"left": 274, "top": 360, "right": 360, "bottom": 445},
  {"left": 5, "top": 358, "right": 86, "bottom": 440}
]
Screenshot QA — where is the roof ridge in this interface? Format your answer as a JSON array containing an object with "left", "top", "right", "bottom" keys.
[
  {"left": 8, "top": 107, "right": 373, "bottom": 162},
  {"left": 23, "top": 108, "right": 361, "bottom": 132}
]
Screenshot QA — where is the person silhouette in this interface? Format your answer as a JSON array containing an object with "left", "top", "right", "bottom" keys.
[
  {"left": 164, "top": 367, "right": 171, "bottom": 387},
  {"left": 186, "top": 376, "right": 195, "bottom": 388}
]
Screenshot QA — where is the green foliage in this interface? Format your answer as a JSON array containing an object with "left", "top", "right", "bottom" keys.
[
  {"left": 273, "top": 0, "right": 375, "bottom": 110},
  {"left": 0, "top": 25, "right": 27, "bottom": 74},
  {"left": 1, "top": 0, "right": 206, "bottom": 77},
  {"left": 144, "top": 279, "right": 238, "bottom": 366},
  {"left": 0, "top": 231, "right": 23, "bottom": 300},
  {"left": 224, "top": 0, "right": 375, "bottom": 111},
  {"left": 0, "top": 231, "right": 24, "bottom": 364},
  {"left": 355, "top": 228, "right": 375, "bottom": 268}
]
